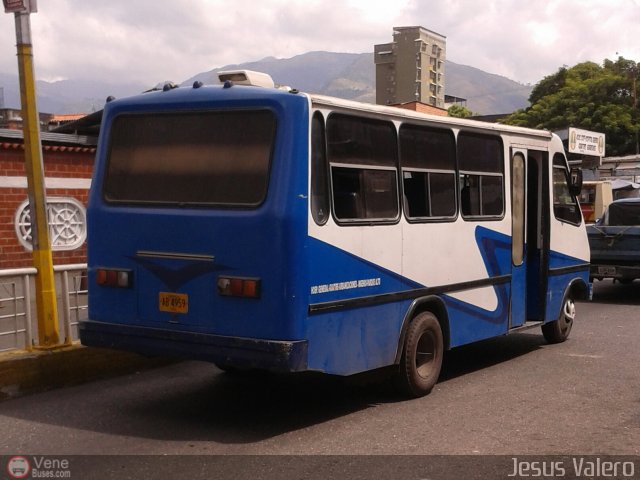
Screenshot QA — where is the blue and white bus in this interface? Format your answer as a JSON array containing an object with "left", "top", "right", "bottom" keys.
[{"left": 80, "top": 70, "right": 590, "bottom": 397}]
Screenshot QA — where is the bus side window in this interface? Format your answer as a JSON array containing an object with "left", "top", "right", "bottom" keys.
[
  {"left": 552, "top": 153, "right": 582, "bottom": 225},
  {"left": 460, "top": 174, "right": 479, "bottom": 216},
  {"left": 399, "top": 124, "right": 456, "bottom": 220},
  {"left": 457, "top": 132, "right": 504, "bottom": 219},
  {"left": 332, "top": 167, "right": 363, "bottom": 219},
  {"left": 311, "top": 112, "right": 329, "bottom": 225},
  {"left": 326, "top": 113, "right": 399, "bottom": 223},
  {"left": 402, "top": 171, "right": 429, "bottom": 217}
]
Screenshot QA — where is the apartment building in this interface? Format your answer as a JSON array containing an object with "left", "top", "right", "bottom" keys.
[{"left": 375, "top": 26, "right": 446, "bottom": 108}]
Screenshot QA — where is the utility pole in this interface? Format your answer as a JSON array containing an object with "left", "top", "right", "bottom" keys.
[
  {"left": 632, "top": 65, "right": 639, "bottom": 156},
  {"left": 3, "top": 0, "right": 60, "bottom": 347}
]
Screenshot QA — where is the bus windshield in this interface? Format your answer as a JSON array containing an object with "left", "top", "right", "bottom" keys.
[{"left": 103, "top": 109, "right": 276, "bottom": 207}]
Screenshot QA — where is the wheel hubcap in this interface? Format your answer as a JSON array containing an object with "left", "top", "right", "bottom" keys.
[{"left": 560, "top": 298, "right": 575, "bottom": 332}]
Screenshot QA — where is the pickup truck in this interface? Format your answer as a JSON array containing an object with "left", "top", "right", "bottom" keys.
[{"left": 588, "top": 198, "right": 640, "bottom": 283}]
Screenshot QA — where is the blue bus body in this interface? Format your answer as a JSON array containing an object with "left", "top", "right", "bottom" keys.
[{"left": 80, "top": 76, "right": 590, "bottom": 395}]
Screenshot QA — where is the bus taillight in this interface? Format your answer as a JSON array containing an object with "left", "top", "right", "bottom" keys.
[
  {"left": 96, "top": 268, "right": 133, "bottom": 288},
  {"left": 217, "top": 277, "right": 261, "bottom": 299}
]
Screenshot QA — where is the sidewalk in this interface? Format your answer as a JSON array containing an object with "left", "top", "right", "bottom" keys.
[{"left": 0, "top": 342, "right": 174, "bottom": 400}]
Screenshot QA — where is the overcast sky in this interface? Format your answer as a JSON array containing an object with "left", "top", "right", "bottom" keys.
[{"left": 0, "top": 0, "right": 639, "bottom": 88}]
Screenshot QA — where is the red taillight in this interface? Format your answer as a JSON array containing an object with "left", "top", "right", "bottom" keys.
[
  {"left": 217, "top": 276, "right": 261, "bottom": 298},
  {"left": 96, "top": 268, "right": 133, "bottom": 288}
]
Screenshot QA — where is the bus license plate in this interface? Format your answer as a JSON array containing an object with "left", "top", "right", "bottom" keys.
[{"left": 159, "top": 292, "right": 188, "bottom": 314}]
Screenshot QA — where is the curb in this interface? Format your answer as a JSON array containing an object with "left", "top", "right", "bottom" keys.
[{"left": 0, "top": 342, "right": 174, "bottom": 400}]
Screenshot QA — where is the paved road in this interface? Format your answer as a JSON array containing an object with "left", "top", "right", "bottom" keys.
[{"left": 0, "top": 280, "right": 638, "bottom": 476}]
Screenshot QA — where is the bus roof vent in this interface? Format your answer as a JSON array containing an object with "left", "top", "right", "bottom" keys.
[{"left": 217, "top": 70, "right": 275, "bottom": 88}]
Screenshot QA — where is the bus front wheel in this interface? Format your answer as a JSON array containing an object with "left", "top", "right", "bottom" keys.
[
  {"left": 542, "top": 293, "right": 575, "bottom": 344},
  {"left": 396, "top": 312, "right": 444, "bottom": 398}
]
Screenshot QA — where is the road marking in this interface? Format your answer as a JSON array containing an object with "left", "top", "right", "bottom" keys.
[{"left": 563, "top": 353, "right": 603, "bottom": 359}]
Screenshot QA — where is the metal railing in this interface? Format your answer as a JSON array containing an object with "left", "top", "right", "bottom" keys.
[{"left": 0, "top": 264, "right": 88, "bottom": 352}]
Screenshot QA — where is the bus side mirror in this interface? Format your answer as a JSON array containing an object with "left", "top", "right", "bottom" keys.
[{"left": 569, "top": 167, "right": 583, "bottom": 196}]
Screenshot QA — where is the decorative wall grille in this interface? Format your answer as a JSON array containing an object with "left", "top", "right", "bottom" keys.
[{"left": 14, "top": 197, "right": 87, "bottom": 251}]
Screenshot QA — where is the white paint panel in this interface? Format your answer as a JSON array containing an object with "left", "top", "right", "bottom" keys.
[
  {"left": 401, "top": 220, "right": 508, "bottom": 311},
  {"left": 0, "top": 176, "right": 92, "bottom": 189},
  {"left": 310, "top": 216, "right": 509, "bottom": 312},
  {"left": 549, "top": 215, "right": 591, "bottom": 263},
  {"left": 309, "top": 219, "right": 402, "bottom": 276},
  {"left": 448, "top": 286, "right": 498, "bottom": 311}
]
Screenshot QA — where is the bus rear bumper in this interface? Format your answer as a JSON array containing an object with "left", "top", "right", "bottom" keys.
[{"left": 79, "top": 320, "right": 308, "bottom": 372}]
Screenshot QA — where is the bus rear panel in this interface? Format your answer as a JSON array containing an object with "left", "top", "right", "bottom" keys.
[{"left": 82, "top": 85, "right": 311, "bottom": 371}]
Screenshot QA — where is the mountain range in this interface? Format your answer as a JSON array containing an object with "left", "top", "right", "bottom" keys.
[{"left": 0, "top": 51, "right": 532, "bottom": 116}]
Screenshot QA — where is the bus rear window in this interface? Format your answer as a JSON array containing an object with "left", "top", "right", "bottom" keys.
[{"left": 103, "top": 110, "right": 276, "bottom": 206}]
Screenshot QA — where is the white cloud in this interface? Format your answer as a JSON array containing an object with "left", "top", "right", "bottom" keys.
[
  {"left": 527, "top": 21, "right": 558, "bottom": 48},
  {"left": 0, "top": 0, "right": 638, "bottom": 88}
]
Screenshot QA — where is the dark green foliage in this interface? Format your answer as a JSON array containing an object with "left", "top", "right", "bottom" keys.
[
  {"left": 502, "top": 57, "right": 640, "bottom": 156},
  {"left": 447, "top": 104, "right": 474, "bottom": 118}
]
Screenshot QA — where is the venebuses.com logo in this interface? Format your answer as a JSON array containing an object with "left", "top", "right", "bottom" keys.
[
  {"left": 6, "top": 456, "right": 30, "bottom": 479},
  {"left": 6, "top": 455, "right": 71, "bottom": 479}
]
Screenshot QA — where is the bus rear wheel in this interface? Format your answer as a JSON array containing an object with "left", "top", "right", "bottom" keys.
[
  {"left": 542, "top": 293, "right": 575, "bottom": 343},
  {"left": 396, "top": 312, "right": 443, "bottom": 398}
]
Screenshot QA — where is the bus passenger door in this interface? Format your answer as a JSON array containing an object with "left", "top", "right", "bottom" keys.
[{"left": 510, "top": 149, "right": 527, "bottom": 328}]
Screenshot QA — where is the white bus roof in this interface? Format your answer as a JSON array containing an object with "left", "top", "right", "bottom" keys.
[{"left": 309, "top": 93, "right": 553, "bottom": 141}]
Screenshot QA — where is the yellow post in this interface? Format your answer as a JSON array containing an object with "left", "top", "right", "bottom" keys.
[{"left": 7, "top": 4, "right": 60, "bottom": 347}]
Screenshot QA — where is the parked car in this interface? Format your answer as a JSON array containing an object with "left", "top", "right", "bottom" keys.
[{"left": 588, "top": 198, "right": 640, "bottom": 283}]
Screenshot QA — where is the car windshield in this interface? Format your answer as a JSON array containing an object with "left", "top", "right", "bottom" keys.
[{"left": 605, "top": 202, "right": 640, "bottom": 226}]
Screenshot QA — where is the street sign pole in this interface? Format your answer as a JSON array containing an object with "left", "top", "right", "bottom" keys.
[{"left": 4, "top": 0, "right": 61, "bottom": 347}]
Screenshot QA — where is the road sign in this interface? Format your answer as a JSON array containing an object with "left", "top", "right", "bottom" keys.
[
  {"left": 568, "top": 127, "right": 605, "bottom": 157},
  {"left": 2, "top": 0, "right": 37, "bottom": 13}
]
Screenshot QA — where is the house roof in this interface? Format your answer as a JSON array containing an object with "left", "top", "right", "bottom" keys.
[
  {"left": 50, "top": 110, "right": 103, "bottom": 136},
  {"left": 0, "top": 127, "right": 97, "bottom": 152}
]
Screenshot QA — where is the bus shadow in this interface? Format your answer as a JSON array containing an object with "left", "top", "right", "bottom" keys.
[
  {"left": 128, "top": 370, "right": 388, "bottom": 443},
  {"left": 439, "top": 332, "right": 545, "bottom": 382},
  {"left": 114, "top": 333, "right": 545, "bottom": 443},
  {"left": 0, "top": 333, "right": 545, "bottom": 446},
  {"left": 590, "top": 279, "right": 640, "bottom": 306},
  {"left": 0, "top": 361, "right": 392, "bottom": 445}
]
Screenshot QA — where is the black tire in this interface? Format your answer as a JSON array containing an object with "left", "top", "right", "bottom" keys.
[
  {"left": 396, "top": 312, "right": 444, "bottom": 398},
  {"left": 542, "top": 293, "right": 575, "bottom": 343},
  {"left": 214, "top": 363, "right": 239, "bottom": 373}
]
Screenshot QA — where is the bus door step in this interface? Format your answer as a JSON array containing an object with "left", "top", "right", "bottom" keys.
[{"left": 509, "top": 320, "right": 544, "bottom": 333}]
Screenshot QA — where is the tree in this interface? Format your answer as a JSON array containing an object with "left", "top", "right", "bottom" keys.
[
  {"left": 501, "top": 57, "right": 640, "bottom": 157},
  {"left": 447, "top": 104, "right": 474, "bottom": 118}
]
